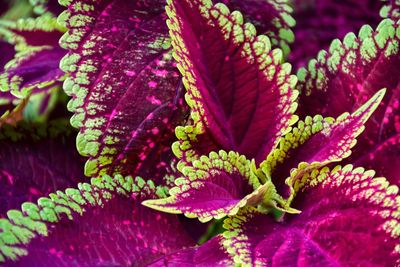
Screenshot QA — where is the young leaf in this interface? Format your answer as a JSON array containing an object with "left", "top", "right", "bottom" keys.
[
  {"left": 0, "top": 175, "right": 196, "bottom": 265},
  {"left": 297, "top": 19, "right": 400, "bottom": 186},
  {"left": 262, "top": 89, "right": 385, "bottom": 197},
  {"left": 143, "top": 150, "right": 277, "bottom": 222},
  {"left": 59, "top": 0, "right": 188, "bottom": 178},
  {"left": 221, "top": 165, "right": 400, "bottom": 266},
  {"left": 167, "top": 0, "right": 298, "bottom": 164},
  {"left": 0, "top": 120, "right": 85, "bottom": 216}
]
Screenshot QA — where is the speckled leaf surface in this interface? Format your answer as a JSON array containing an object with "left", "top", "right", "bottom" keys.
[
  {"left": 143, "top": 150, "right": 278, "bottom": 222},
  {"left": 221, "top": 165, "right": 400, "bottom": 266},
  {"left": 0, "top": 121, "right": 85, "bottom": 217},
  {"left": 289, "top": 0, "right": 399, "bottom": 69},
  {"left": 0, "top": 175, "right": 196, "bottom": 266},
  {"left": 59, "top": 0, "right": 189, "bottom": 179},
  {"left": 168, "top": 0, "right": 298, "bottom": 165},
  {"left": 297, "top": 19, "right": 400, "bottom": 186}
]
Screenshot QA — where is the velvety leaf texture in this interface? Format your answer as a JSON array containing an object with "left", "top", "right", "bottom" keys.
[
  {"left": 59, "top": 0, "right": 188, "bottom": 180},
  {"left": 168, "top": 0, "right": 298, "bottom": 165},
  {"left": 222, "top": 165, "right": 400, "bottom": 266},
  {"left": 289, "top": 0, "right": 395, "bottom": 69},
  {"left": 0, "top": 175, "right": 198, "bottom": 266},
  {"left": 297, "top": 19, "right": 400, "bottom": 186},
  {"left": 0, "top": 121, "right": 85, "bottom": 217}
]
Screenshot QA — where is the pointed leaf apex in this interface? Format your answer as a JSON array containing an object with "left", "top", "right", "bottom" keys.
[{"left": 352, "top": 88, "right": 386, "bottom": 122}]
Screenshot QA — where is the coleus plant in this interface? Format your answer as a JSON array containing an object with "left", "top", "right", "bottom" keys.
[{"left": 0, "top": 0, "right": 399, "bottom": 266}]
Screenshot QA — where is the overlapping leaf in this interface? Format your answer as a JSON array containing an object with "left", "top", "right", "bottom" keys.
[
  {"left": 168, "top": 0, "right": 298, "bottom": 165},
  {"left": 263, "top": 89, "right": 385, "bottom": 198},
  {"left": 297, "top": 19, "right": 400, "bottom": 186},
  {"left": 143, "top": 150, "right": 280, "bottom": 222},
  {"left": 221, "top": 0, "right": 295, "bottom": 56},
  {"left": 0, "top": 174, "right": 199, "bottom": 265},
  {"left": 0, "top": 120, "right": 85, "bottom": 216},
  {"left": 58, "top": 0, "right": 189, "bottom": 180},
  {"left": 289, "top": 0, "right": 399, "bottom": 69},
  {"left": 29, "top": 0, "right": 63, "bottom": 15},
  {"left": 148, "top": 236, "right": 233, "bottom": 266},
  {"left": 0, "top": 14, "right": 65, "bottom": 98},
  {"left": 221, "top": 165, "right": 400, "bottom": 266}
]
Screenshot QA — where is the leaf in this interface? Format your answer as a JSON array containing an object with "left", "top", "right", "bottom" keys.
[
  {"left": 0, "top": 96, "right": 28, "bottom": 127},
  {"left": 221, "top": 165, "right": 400, "bottom": 266},
  {"left": 297, "top": 19, "right": 400, "bottom": 186},
  {"left": 0, "top": 15, "right": 66, "bottom": 98},
  {"left": 380, "top": 0, "right": 400, "bottom": 20},
  {"left": 0, "top": 175, "right": 196, "bottom": 265},
  {"left": 0, "top": 40, "right": 14, "bottom": 70},
  {"left": 0, "top": 120, "right": 85, "bottom": 216},
  {"left": 262, "top": 89, "right": 385, "bottom": 198},
  {"left": 290, "top": 0, "right": 393, "bottom": 69},
  {"left": 29, "top": 0, "right": 64, "bottom": 16},
  {"left": 59, "top": 0, "right": 189, "bottom": 179},
  {"left": 221, "top": 0, "right": 295, "bottom": 56},
  {"left": 167, "top": 0, "right": 298, "bottom": 164},
  {"left": 148, "top": 235, "right": 233, "bottom": 266},
  {"left": 143, "top": 150, "right": 278, "bottom": 222}
]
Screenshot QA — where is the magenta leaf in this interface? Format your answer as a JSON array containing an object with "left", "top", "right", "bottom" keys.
[
  {"left": 263, "top": 89, "right": 385, "bottom": 197},
  {"left": 148, "top": 236, "right": 233, "bottom": 266},
  {"left": 142, "top": 150, "right": 281, "bottom": 222},
  {"left": 168, "top": 0, "right": 298, "bottom": 164},
  {"left": 0, "top": 120, "right": 85, "bottom": 216},
  {"left": 0, "top": 175, "right": 197, "bottom": 265},
  {"left": 297, "top": 19, "right": 400, "bottom": 186},
  {"left": 221, "top": 165, "right": 400, "bottom": 266},
  {"left": 59, "top": 0, "right": 188, "bottom": 179}
]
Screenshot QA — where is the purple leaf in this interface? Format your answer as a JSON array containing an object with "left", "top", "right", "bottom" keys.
[
  {"left": 297, "top": 19, "right": 400, "bottom": 186},
  {"left": 221, "top": 165, "right": 400, "bottom": 266},
  {"left": 168, "top": 0, "right": 298, "bottom": 164},
  {"left": 0, "top": 175, "right": 196, "bottom": 265},
  {"left": 0, "top": 15, "right": 65, "bottom": 98},
  {"left": 0, "top": 40, "right": 14, "bottom": 70},
  {"left": 290, "top": 0, "right": 393, "bottom": 69},
  {"left": 59, "top": 0, "right": 189, "bottom": 179},
  {"left": 0, "top": 120, "right": 85, "bottom": 217},
  {"left": 143, "top": 150, "right": 277, "bottom": 222},
  {"left": 148, "top": 235, "right": 233, "bottom": 266},
  {"left": 262, "top": 89, "right": 385, "bottom": 198},
  {"left": 220, "top": 0, "right": 295, "bottom": 56}
]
